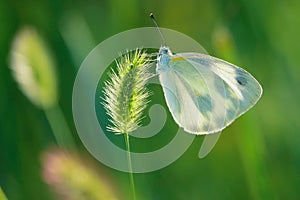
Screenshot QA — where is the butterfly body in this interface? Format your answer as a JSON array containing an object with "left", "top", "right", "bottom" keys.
[{"left": 156, "top": 46, "right": 262, "bottom": 135}]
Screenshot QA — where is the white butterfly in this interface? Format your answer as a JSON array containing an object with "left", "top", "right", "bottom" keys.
[{"left": 156, "top": 46, "right": 263, "bottom": 135}]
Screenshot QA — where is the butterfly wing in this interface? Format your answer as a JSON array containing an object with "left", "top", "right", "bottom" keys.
[
  {"left": 157, "top": 52, "right": 262, "bottom": 135},
  {"left": 184, "top": 53, "right": 263, "bottom": 119}
]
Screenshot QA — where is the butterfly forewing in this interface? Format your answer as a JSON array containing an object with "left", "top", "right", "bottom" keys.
[
  {"left": 157, "top": 52, "right": 262, "bottom": 135},
  {"left": 187, "top": 54, "right": 262, "bottom": 116}
]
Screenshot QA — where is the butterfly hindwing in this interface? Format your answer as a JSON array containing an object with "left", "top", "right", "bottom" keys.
[{"left": 158, "top": 67, "right": 212, "bottom": 134}]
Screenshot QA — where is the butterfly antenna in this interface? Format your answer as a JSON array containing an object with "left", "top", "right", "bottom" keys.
[{"left": 150, "top": 13, "right": 166, "bottom": 46}]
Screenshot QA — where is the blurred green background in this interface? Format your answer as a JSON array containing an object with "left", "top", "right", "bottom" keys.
[{"left": 1, "top": 0, "right": 300, "bottom": 199}]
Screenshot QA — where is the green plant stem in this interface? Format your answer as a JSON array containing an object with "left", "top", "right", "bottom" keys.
[
  {"left": 0, "top": 187, "right": 8, "bottom": 200},
  {"left": 124, "top": 133, "right": 136, "bottom": 200},
  {"left": 44, "top": 104, "right": 76, "bottom": 150}
]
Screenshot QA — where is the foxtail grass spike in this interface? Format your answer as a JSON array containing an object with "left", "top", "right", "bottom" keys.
[{"left": 102, "top": 48, "right": 152, "bottom": 135}]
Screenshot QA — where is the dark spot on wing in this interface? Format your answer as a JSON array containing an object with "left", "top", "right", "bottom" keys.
[
  {"left": 235, "top": 68, "right": 248, "bottom": 86},
  {"left": 236, "top": 76, "right": 247, "bottom": 86}
]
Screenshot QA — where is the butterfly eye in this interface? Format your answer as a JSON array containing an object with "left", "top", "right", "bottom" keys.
[
  {"left": 159, "top": 48, "right": 169, "bottom": 55},
  {"left": 162, "top": 49, "right": 168, "bottom": 54}
]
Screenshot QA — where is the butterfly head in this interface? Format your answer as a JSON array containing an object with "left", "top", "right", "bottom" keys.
[
  {"left": 159, "top": 46, "right": 172, "bottom": 56},
  {"left": 158, "top": 46, "right": 173, "bottom": 67}
]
